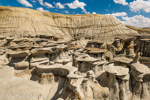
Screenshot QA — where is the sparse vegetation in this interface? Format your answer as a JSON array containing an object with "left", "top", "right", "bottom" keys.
[{"left": 126, "top": 25, "right": 150, "bottom": 34}]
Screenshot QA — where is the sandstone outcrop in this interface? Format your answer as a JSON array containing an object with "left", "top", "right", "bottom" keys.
[
  {"left": 0, "top": 33, "right": 150, "bottom": 100},
  {"left": 0, "top": 6, "right": 137, "bottom": 43}
]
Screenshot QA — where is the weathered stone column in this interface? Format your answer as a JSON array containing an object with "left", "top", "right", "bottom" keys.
[
  {"left": 105, "top": 64, "right": 129, "bottom": 100},
  {"left": 130, "top": 63, "right": 150, "bottom": 100},
  {"left": 132, "top": 81, "right": 142, "bottom": 100},
  {"left": 108, "top": 74, "right": 120, "bottom": 100},
  {"left": 119, "top": 80, "right": 126, "bottom": 100}
]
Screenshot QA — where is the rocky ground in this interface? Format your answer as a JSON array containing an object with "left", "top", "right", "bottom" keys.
[{"left": 0, "top": 33, "right": 150, "bottom": 100}]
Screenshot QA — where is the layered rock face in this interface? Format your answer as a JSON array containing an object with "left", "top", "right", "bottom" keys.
[{"left": 0, "top": 6, "right": 137, "bottom": 42}]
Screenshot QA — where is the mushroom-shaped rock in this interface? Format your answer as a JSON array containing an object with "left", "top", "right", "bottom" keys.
[
  {"left": 36, "top": 64, "right": 82, "bottom": 79},
  {"left": 6, "top": 37, "right": 14, "bottom": 42},
  {"left": 0, "top": 36, "right": 6, "bottom": 40},
  {"left": 7, "top": 50, "right": 30, "bottom": 58},
  {"left": 105, "top": 64, "right": 129, "bottom": 80},
  {"left": 131, "top": 63, "right": 150, "bottom": 74},
  {"left": 104, "top": 64, "right": 130, "bottom": 100},
  {"left": 114, "top": 57, "right": 133, "bottom": 65},
  {"left": 76, "top": 55, "right": 100, "bottom": 62},
  {"left": 7, "top": 50, "right": 30, "bottom": 68},
  {"left": 130, "top": 63, "right": 150, "bottom": 99},
  {"left": 31, "top": 48, "right": 53, "bottom": 55},
  {"left": 130, "top": 63, "right": 150, "bottom": 82}
]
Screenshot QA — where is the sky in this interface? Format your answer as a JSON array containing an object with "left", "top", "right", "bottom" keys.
[{"left": 0, "top": 0, "right": 150, "bottom": 28}]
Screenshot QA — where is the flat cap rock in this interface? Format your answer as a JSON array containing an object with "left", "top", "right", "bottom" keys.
[
  {"left": 76, "top": 55, "right": 100, "bottom": 62},
  {"left": 0, "top": 36, "right": 6, "bottom": 39},
  {"left": 36, "top": 64, "right": 82, "bottom": 79},
  {"left": 105, "top": 64, "right": 129, "bottom": 76},
  {"left": 31, "top": 48, "right": 53, "bottom": 55},
  {"left": 130, "top": 63, "right": 150, "bottom": 74},
  {"left": 7, "top": 50, "right": 30, "bottom": 57},
  {"left": 6, "top": 37, "right": 14, "bottom": 42},
  {"left": 114, "top": 57, "right": 132, "bottom": 64}
]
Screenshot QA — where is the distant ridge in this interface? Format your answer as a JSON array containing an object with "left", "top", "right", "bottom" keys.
[
  {"left": 0, "top": 6, "right": 138, "bottom": 42},
  {"left": 126, "top": 25, "right": 150, "bottom": 34}
]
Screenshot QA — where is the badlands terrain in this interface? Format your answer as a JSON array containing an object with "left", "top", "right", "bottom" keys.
[{"left": 0, "top": 6, "right": 150, "bottom": 100}]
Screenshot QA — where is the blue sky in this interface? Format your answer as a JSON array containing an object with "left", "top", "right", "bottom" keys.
[{"left": 0, "top": 0, "right": 150, "bottom": 28}]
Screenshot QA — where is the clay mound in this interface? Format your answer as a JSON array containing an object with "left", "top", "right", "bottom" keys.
[{"left": 0, "top": 6, "right": 137, "bottom": 42}]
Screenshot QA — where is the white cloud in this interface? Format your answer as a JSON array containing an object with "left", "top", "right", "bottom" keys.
[
  {"left": 64, "top": 10, "right": 69, "bottom": 13},
  {"left": 82, "top": 9, "right": 90, "bottom": 14},
  {"left": 129, "top": 0, "right": 150, "bottom": 13},
  {"left": 111, "top": 12, "right": 127, "bottom": 17},
  {"left": 66, "top": 0, "right": 86, "bottom": 9},
  {"left": 66, "top": 0, "right": 89, "bottom": 14},
  {"left": 106, "top": 9, "right": 109, "bottom": 12},
  {"left": 37, "top": 7, "right": 49, "bottom": 12},
  {"left": 113, "top": 0, "right": 128, "bottom": 5},
  {"left": 37, "top": 0, "right": 54, "bottom": 8},
  {"left": 105, "top": 12, "right": 127, "bottom": 17},
  {"left": 121, "top": 15, "right": 150, "bottom": 28},
  {"left": 17, "top": 0, "right": 33, "bottom": 7},
  {"left": 44, "top": 2, "right": 54, "bottom": 8},
  {"left": 92, "top": 12, "right": 96, "bottom": 14},
  {"left": 37, "top": 0, "right": 44, "bottom": 5},
  {"left": 53, "top": 0, "right": 89, "bottom": 14},
  {"left": 55, "top": 2, "right": 65, "bottom": 9}
]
